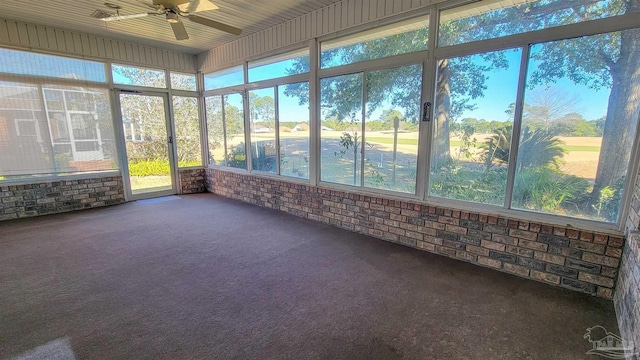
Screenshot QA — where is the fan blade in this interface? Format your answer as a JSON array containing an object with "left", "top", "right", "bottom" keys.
[
  {"left": 188, "top": 15, "right": 241, "bottom": 35},
  {"left": 100, "top": 13, "right": 152, "bottom": 21},
  {"left": 177, "top": 0, "right": 218, "bottom": 13},
  {"left": 170, "top": 21, "right": 189, "bottom": 40}
]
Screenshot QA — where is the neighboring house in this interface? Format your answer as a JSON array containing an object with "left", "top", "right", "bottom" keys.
[{"left": 0, "top": 81, "right": 114, "bottom": 176}]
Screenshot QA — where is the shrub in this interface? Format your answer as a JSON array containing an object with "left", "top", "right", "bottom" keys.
[
  {"left": 512, "top": 167, "right": 590, "bottom": 213},
  {"left": 128, "top": 159, "right": 170, "bottom": 177}
]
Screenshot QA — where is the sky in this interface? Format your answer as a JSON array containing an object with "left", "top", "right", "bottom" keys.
[{"left": 2, "top": 45, "right": 610, "bottom": 126}]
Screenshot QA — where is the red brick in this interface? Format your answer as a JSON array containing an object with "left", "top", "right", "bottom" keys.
[
  {"left": 579, "top": 231, "right": 594, "bottom": 242},
  {"left": 481, "top": 240, "right": 505, "bottom": 252},
  {"left": 582, "top": 253, "right": 619, "bottom": 268},
  {"left": 578, "top": 272, "right": 614, "bottom": 287},
  {"left": 504, "top": 263, "right": 530, "bottom": 277},
  {"left": 534, "top": 251, "right": 565, "bottom": 265},
  {"left": 438, "top": 216, "right": 460, "bottom": 226},
  {"left": 553, "top": 227, "right": 566, "bottom": 236},
  {"left": 605, "top": 247, "right": 622, "bottom": 258},
  {"left": 570, "top": 240, "right": 605, "bottom": 254},
  {"left": 509, "top": 229, "right": 538, "bottom": 241},
  {"left": 417, "top": 241, "right": 435, "bottom": 252},
  {"left": 530, "top": 270, "right": 560, "bottom": 284},
  {"left": 466, "top": 245, "right": 490, "bottom": 257},
  {"left": 478, "top": 256, "right": 502, "bottom": 269},
  {"left": 566, "top": 229, "right": 580, "bottom": 239},
  {"left": 596, "top": 287, "right": 613, "bottom": 300},
  {"left": 424, "top": 235, "right": 443, "bottom": 245},
  {"left": 608, "top": 236, "right": 624, "bottom": 248},
  {"left": 593, "top": 233, "right": 608, "bottom": 244},
  {"left": 529, "top": 223, "right": 541, "bottom": 232},
  {"left": 446, "top": 224, "right": 468, "bottom": 235}
]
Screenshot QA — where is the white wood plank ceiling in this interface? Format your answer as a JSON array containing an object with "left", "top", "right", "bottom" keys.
[{"left": 0, "top": 0, "right": 344, "bottom": 55}]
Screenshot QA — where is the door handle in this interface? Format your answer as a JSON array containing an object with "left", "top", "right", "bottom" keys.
[
  {"left": 168, "top": 136, "right": 173, "bottom": 144},
  {"left": 422, "top": 102, "right": 432, "bottom": 122}
]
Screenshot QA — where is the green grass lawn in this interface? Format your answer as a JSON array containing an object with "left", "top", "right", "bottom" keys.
[{"left": 365, "top": 137, "right": 600, "bottom": 152}]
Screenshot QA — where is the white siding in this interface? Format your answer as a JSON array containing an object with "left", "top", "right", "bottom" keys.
[
  {"left": 197, "top": 0, "right": 438, "bottom": 71},
  {"left": 0, "top": 18, "right": 196, "bottom": 72}
]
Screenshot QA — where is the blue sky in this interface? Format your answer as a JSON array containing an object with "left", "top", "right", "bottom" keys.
[{"left": 3, "top": 45, "right": 608, "bottom": 125}]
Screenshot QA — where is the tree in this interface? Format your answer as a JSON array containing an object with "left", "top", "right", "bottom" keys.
[
  {"left": 115, "top": 66, "right": 202, "bottom": 167},
  {"left": 249, "top": 92, "right": 275, "bottom": 127},
  {"left": 313, "top": 1, "right": 637, "bottom": 205}
]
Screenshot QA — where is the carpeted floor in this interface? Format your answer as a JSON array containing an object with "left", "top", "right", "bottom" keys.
[{"left": 0, "top": 193, "right": 618, "bottom": 359}]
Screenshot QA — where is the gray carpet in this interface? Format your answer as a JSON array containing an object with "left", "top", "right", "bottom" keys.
[{"left": 0, "top": 193, "right": 618, "bottom": 359}]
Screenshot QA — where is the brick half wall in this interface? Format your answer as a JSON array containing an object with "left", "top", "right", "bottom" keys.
[
  {"left": 0, "top": 175, "right": 125, "bottom": 221},
  {"left": 179, "top": 168, "right": 206, "bottom": 194},
  {"left": 206, "top": 168, "right": 624, "bottom": 299},
  {"left": 615, "top": 169, "right": 640, "bottom": 356}
]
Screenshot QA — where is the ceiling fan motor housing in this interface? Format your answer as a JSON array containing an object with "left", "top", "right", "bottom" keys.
[{"left": 166, "top": 11, "right": 179, "bottom": 23}]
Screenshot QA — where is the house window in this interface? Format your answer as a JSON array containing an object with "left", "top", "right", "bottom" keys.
[
  {"left": 205, "top": 93, "right": 246, "bottom": 169},
  {"left": 320, "top": 16, "right": 429, "bottom": 69},
  {"left": 173, "top": 96, "right": 202, "bottom": 168},
  {"left": 204, "top": 66, "right": 244, "bottom": 91},
  {"left": 429, "top": 48, "right": 522, "bottom": 205},
  {"left": 112, "top": 64, "right": 166, "bottom": 88},
  {"left": 248, "top": 49, "right": 310, "bottom": 82}
]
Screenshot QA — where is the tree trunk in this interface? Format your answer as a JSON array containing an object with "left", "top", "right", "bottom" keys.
[
  {"left": 432, "top": 59, "right": 452, "bottom": 169},
  {"left": 592, "top": 26, "right": 640, "bottom": 197}
]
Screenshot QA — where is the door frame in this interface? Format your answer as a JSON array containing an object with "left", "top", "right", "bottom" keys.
[{"left": 114, "top": 89, "right": 179, "bottom": 201}]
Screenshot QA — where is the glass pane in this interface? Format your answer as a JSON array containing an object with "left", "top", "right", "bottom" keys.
[
  {"left": 248, "top": 49, "right": 310, "bottom": 82},
  {"left": 223, "top": 93, "right": 246, "bottom": 169},
  {"left": 205, "top": 96, "right": 225, "bottom": 166},
  {"left": 173, "top": 96, "right": 202, "bottom": 168},
  {"left": 120, "top": 94, "right": 172, "bottom": 195},
  {"left": 0, "top": 48, "right": 106, "bottom": 83},
  {"left": 64, "top": 91, "right": 95, "bottom": 111},
  {"left": 112, "top": 64, "right": 166, "bottom": 88},
  {"left": 170, "top": 72, "right": 197, "bottom": 91},
  {"left": 0, "top": 82, "right": 116, "bottom": 180},
  {"left": 279, "top": 82, "right": 309, "bottom": 179},
  {"left": 364, "top": 65, "right": 422, "bottom": 194},
  {"left": 429, "top": 48, "right": 522, "bottom": 205},
  {"left": 204, "top": 66, "right": 244, "bottom": 90},
  {"left": 321, "top": 16, "right": 429, "bottom": 69},
  {"left": 320, "top": 74, "right": 363, "bottom": 186},
  {"left": 439, "top": 0, "right": 637, "bottom": 47},
  {"left": 512, "top": 32, "right": 638, "bottom": 223},
  {"left": 249, "top": 88, "right": 277, "bottom": 173}
]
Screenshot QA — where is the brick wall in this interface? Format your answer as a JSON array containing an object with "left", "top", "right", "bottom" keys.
[
  {"left": 0, "top": 175, "right": 124, "bottom": 221},
  {"left": 179, "top": 168, "right": 205, "bottom": 194},
  {"left": 206, "top": 169, "right": 623, "bottom": 299},
  {"left": 615, "top": 170, "right": 640, "bottom": 356}
]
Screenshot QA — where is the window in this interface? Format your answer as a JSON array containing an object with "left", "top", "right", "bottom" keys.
[
  {"left": 173, "top": 96, "right": 202, "bottom": 167},
  {"left": 279, "top": 83, "right": 309, "bottom": 179},
  {"left": 512, "top": 32, "right": 638, "bottom": 223},
  {"left": 438, "top": 0, "right": 637, "bottom": 47},
  {"left": 320, "top": 16, "right": 429, "bottom": 69},
  {"left": 0, "top": 82, "right": 116, "bottom": 179},
  {"left": 171, "top": 72, "right": 197, "bottom": 91},
  {"left": 204, "top": 66, "right": 244, "bottom": 91},
  {"left": 249, "top": 88, "right": 277, "bottom": 173},
  {"left": 429, "top": 48, "right": 522, "bottom": 205},
  {"left": 364, "top": 66, "right": 421, "bottom": 193},
  {"left": 320, "top": 73, "right": 363, "bottom": 186},
  {"left": 248, "top": 49, "right": 310, "bottom": 82},
  {"left": 246, "top": 83, "right": 310, "bottom": 178},
  {"left": 205, "top": 93, "right": 246, "bottom": 169},
  {"left": 320, "top": 65, "right": 422, "bottom": 193},
  {"left": 112, "top": 64, "right": 166, "bottom": 88},
  {"left": 0, "top": 48, "right": 106, "bottom": 83}
]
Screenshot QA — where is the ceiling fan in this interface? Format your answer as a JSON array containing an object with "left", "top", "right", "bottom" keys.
[{"left": 92, "top": 0, "right": 242, "bottom": 40}]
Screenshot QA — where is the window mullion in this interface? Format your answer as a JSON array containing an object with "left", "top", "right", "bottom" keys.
[
  {"left": 221, "top": 96, "right": 228, "bottom": 166},
  {"left": 421, "top": 9, "right": 439, "bottom": 200},
  {"left": 361, "top": 71, "right": 367, "bottom": 188},
  {"left": 503, "top": 45, "right": 531, "bottom": 210},
  {"left": 275, "top": 86, "right": 281, "bottom": 175}
]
